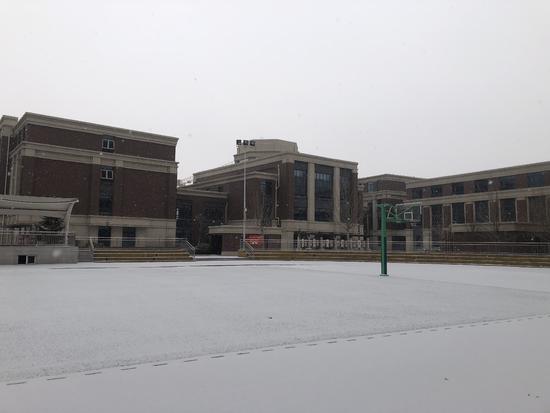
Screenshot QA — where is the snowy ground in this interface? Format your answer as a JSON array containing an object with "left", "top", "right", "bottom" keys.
[{"left": 1, "top": 260, "right": 550, "bottom": 412}]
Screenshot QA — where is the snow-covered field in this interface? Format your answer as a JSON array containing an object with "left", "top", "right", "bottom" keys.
[{"left": 1, "top": 260, "right": 550, "bottom": 384}]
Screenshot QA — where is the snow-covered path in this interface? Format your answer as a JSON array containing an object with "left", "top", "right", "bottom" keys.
[
  {"left": 2, "top": 314, "right": 550, "bottom": 413},
  {"left": 1, "top": 261, "right": 550, "bottom": 384}
]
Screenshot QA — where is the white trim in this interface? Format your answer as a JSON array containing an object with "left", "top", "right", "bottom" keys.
[
  {"left": 10, "top": 141, "right": 178, "bottom": 174},
  {"left": 194, "top": 152, "right": 358, "bottom": 181},
  {"left": 14, "top": 112, "right": 178, "bottom": 146},
  {"left": 407, "top": 161, "right": 550, "bottom": 188}
]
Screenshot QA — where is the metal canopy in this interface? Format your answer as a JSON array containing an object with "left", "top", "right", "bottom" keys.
[
  {"left": 0, "top": 195, "right": 78, "bottom": 218},
  {"left": 0, "top": 195, "right": 79, "bottom": 244}
]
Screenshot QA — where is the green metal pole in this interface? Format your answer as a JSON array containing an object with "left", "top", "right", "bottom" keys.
[{"left": 379, "top": 204, "right": 388, "bottom": 276}]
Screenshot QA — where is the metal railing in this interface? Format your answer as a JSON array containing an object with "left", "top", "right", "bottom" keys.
[
  {"left": 243, "top": 238, "right": 550, "bottom": 256},
  {"left": 0, "top": 230, "right": 76, "bottom": 246},
  {"left": 241, "top": 240, "right": 255, "bottom": 256},
  {"left": 76, "top": 236, "right": 196, "bottom": 252},
  {"left": 180, "top": 239, "right": 196, "bottom": 259}
]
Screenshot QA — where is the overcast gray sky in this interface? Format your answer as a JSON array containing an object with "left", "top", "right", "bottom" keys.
[{"left": 2, "top": 0, "right": 549, "bottom": 179}]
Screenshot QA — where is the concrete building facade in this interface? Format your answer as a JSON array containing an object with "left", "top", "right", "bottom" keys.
[
  {"left": 179, "top": 139, "right": 363, "bottom": 254},
  {"left": 0, "top": 113, "right": 178, "bottom": 247},
  {"left": 360, "top": 162, "right": 550, "bottom": 251}
]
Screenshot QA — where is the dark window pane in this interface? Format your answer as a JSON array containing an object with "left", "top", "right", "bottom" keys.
[
  {"left": 340, "top": 169, "right": 352, "bottom": 222},
  {"left": 528, "top": 196, "right": 546, "bottom": 223},
  {"left": 452, "top": 203, "right": 465, "bottom": 224},
  {"left": 500, "top": 199, "right": 516, "bottom": 222},
  {"left": 412, "top": 188, "right": 423, "bottom": 199},
  {"left": 315, "top": 165, "right": 333, "bottom": 222},
  {"left": 122, "top": 227, "right": 136, "bottom": 248},
  {"left": 499, "top": 176, "right": 515, "bottom": 190},
  {"left": 527, "top": 172, "right": 544, "bottom": 188},
  {"left": 260, "top": 180, "right": 274, "bottom": 226},
  {"left": 474, "top": 179, "right": 488, "bottom": 193},
  {"left": 475, "top": 201, "right": 489, "bottom": 223},
  {"left": 176, "top": 200, "right": 193, "bottom": 240},
  {"left": 431, "top": 186, "right": 443, "bottom": 197},
  {"left": 99, "top": 181, "right": 113, "bottom": 215},
  {"left": 293, "top": 161, "right": 308, "bottom": 220},
  {"left": 452, "top": 182, "right": 464, "bottom": 195},
  {"left": 102, "top": 137, "right": 115, "bottom": 152},
  {"left": 97, "top": 226, "right": 111, "bottom": 247}
]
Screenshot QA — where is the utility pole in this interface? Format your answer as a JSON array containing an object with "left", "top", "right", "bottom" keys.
[
  {"left": 243, "top": 150, "right": 247, "bottom": 248},
  {"left": 236, "top": 139, "right": 255, "bottom": 249}
]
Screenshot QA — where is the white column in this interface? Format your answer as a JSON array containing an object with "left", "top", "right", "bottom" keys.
[
  {"left": 333, "top": 167, "right": 340, "bottom": 223},
  {"left": 307, "top": 162, "right": 315, "bottom": 222}
]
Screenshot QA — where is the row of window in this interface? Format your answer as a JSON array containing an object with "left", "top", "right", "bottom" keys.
[
  {"left": 293, "top": 163, "right": 353, "bottom": 222},
  {"left": 430, "top": 196, "right": 547, "bottom": 225},
  {"left": 412, "top": 172, "right": 546, "bottom": 199}
]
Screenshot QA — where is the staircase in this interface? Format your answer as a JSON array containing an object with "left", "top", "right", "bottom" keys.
[
  {"left": 93, "top": 248, "right": 193, "bottom": 263},
  {"left": 241, "top": 250, "right": 550, "bottom": 268}
]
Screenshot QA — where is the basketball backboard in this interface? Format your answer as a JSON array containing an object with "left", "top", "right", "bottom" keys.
[{"left": 388, "top": 202, "right": 422, "bottom": 224}]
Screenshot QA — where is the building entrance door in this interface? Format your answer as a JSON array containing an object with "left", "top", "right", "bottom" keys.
[
  {"left": 98, "top": 226, "right": 111, "bottom": 247},
  {"left": 122, "top": 227, "right": 136, "bottom": 248}
]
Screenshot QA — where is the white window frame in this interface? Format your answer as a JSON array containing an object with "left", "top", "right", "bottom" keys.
[
  {"left": 102, "top": 138, "right": 115, "bottom": 151},
  {"left": 101, "top": 168, "right": 114, "bottom": 180}
]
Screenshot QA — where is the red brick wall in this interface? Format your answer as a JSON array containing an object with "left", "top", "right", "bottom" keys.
[
  {"left": 19, "top": 156, "right": 175, "bottom": 219},
  {"left": 465, "top": 203, "right": 474, "bottom": 223},
  {"left": 26, "top": 124, "right": 175, "bottom": 161},
  {"left": 222, "top": 233, "right": 241, "bottom": 252},
  {"left": 20, "top": 157, "right": 94, "bottom": 215},
  {"left": 376, "top": 180, "right": 406, "bottom": 191},
  {"left": 0, "top": 136, "right": 9, "bottom": 194},
  {"left": 516, "top": 199, "right": 528, "bottom": 223},
  {"left": 119, "top": 168, "right": 176, "bottom": 219}
]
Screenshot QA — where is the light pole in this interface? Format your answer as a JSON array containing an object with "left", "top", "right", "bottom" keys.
[{"left": 236, "top": 139, "right": 255, "bottom": 249}]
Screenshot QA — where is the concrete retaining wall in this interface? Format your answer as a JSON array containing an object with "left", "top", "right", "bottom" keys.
[{"left": 0, "top": 245, "right": 79, "bottom": 265}]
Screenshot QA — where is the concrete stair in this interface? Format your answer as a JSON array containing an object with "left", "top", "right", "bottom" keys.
[
  {"left": 93, "top": 248, "right": 193, "bottom": 262},
  {"left": 241, "top": 250, "right": 550, "bottom": 268}
]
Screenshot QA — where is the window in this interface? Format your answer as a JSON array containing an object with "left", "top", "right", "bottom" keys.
[
  {"left": 18, "top": 255, "right": 35, "bottom": 264},
  {"left": 315, "top": 165, "right": 333, "bottom": 222},
  {"left": 122, "top": 227, "right": 136, "bottom": 248},
  {"left": 452, "top": 182, "right": 464, "bottom": 195},
  {"left": 431, "top": 186, "right": 443, "bottom": 197},
  {"left": 97, "top": 226, "right": 111, "bottom": 247},
  {"left": 99, "top": 180, "right": 113, "bottom": 215},
  {"left": 101, "top": 168, "right": 114, "bottom": 180},
  {"left": 527, "top": 172, "right": 544, "bottom": 188},
  {"left": 293, "top": 162, "right": 308, "bottom": 220},
  {"left": 499, "top": 176, "right": 515, "bottom": 190},
  {"left": 411, "top": 188, "right": 423, "bottom": 199},
  {"left": 102, "top": 137, "right": 115, "bottom": 151},
  {"left": 260, "top": 180, "right": 274, "bottom": 226},
  {"left": 452, "top": 203, "right": 465, "bottom": 224},
  {"left": 367, "top": 182, "right": 375, "bottom": 193},
  {"left": 528, "top": 196, "right": 546, "bottom": 223},
  {"left": 475, "top": 201, "right": 489, "bottom": 223},
  {"left": 431, "top": 205, "right": 443, "bottom": 226},
  {"left": 500, "top": 199, "right": 516, "bottom": 222},
  {"left": 340, "top": 169, "right": 352, "bottom": 222},
  {"left": 474, "top": 179, "right": 489, "bottom": 193},
  {"left": 176, "top": 200, "right": 193, "bottom": 240}
]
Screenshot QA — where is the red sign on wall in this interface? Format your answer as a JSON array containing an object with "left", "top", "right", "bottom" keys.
[{"left": 246, "top": 234, "right": 264, "bottom": 248}]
